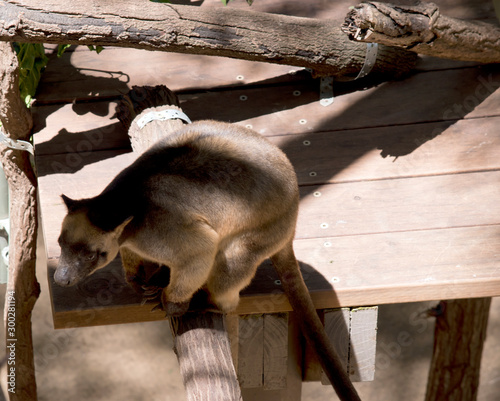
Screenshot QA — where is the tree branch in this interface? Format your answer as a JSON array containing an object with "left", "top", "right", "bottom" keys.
[
  {"left": 0, "top": 0, "right": 417, "bottom": 78},
  {"left": 342, "top": 1, "right": 500, "bottom": 63},
  {"left": 0, "top": 41, "right": 40, "bottom": 401}
]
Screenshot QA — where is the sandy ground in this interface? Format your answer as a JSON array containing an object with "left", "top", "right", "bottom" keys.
[{"left": 1, "top": 229, "right": 499, "bottom": 400}]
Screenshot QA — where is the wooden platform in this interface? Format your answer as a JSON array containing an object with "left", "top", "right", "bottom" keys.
[{"left": 33, "top": 1, "right": 500, "bottom": 333}]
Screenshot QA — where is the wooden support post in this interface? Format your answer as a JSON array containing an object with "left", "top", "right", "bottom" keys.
[
  {"left": 171, "top": 313, "right": 242, "bottom": 401},
  {"left": 239, "top": 313, "right": 302, "bottom": 401},
  {"left": 0, "top": 41, "right": 40, "bottom": 401},
  {"left": 120, "top": 85, "right": 242, "bottom": 400},
  {"left": 425, "top": 298, "right": 492, "bottom": 401}
]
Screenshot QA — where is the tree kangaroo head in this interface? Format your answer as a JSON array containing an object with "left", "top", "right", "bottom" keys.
[{"left": 54, "top": 194, "right": 132, "bottom": 287}]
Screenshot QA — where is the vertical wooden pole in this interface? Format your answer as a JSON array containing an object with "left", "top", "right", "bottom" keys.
[
  {"left": 425, "top": 298, "right": 491, "bottom": 401},
  {"left": 121, "top": 86, "right": 242, "bottom": 400},
  {"left": 0, "top": 41, "right": 40, "bottom": 401},
  {"left": 171, "top": 312, "right": 242, "bottom": 401}
]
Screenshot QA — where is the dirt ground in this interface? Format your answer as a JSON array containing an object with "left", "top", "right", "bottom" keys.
[{"left": 0, "top": 229, "right": 499, "bottom": 401}]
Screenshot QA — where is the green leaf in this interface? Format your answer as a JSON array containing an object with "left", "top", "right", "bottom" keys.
[
  {"left": 87, "top": 45, "right": 104, "bottom": 54},
  {"left": 57, "top": 44, "right": 72, "bottom": 57},
  {"left": 14, "top": 43, "right": 49, "bottom": 107}
]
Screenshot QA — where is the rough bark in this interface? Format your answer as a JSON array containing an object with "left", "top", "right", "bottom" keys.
[
  {"left": 425, "top": 298, "right": 491, "bottom": 401},
  {"left": 120, "top": 86, "right": 242, "bottom": 400},
  {"left": 116, "top": 85, "right": 184, "bottom": 152},
  {"left": 343, "top": 1, "right": 500, "bottom": 63},
  {"left": 0, "top": 0, "right": 417, "bottom": 78},
  {"left": 0, "top": 41, "right": 40, "bottom": 401},
  {"left": 171, "top": 313, "right": 242, "bottom": 401}
]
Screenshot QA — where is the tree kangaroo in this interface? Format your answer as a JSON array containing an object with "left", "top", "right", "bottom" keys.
[{"left": 55, "top": 120, "right": 360, "bottom": 400}]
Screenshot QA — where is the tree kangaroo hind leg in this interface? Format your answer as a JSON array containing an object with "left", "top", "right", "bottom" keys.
[
  {"left": 206, "top": 238, "right": 273, "bottom": 313},
  {"left": 160, "top": 221, "right": 220, "bottom": 317}
]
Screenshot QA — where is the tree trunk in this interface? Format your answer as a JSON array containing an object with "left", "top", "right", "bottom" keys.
[
  {"left": 343, "top": 1, "right": 500, "bottom": 64},
  {"left": 120, "top": 85, "right": 242, "bottom": 401},
  {"left": 0, "top": 41, "right": 40, "bottom": 401},
  {"left": 425, "top": 298, "right": 491, "bottom": 401},
  {"left": 0, "top": 0, "right": 416, "bottom": 79},
  {"left": 171, "top": 312, "right": 242, "bottom": 401}
]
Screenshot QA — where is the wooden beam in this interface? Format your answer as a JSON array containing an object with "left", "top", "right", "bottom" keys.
[
  {"left": 425, "top": 298, "right": 492, "bottom": 401},
  {"left": 0, "top": 0, "right": 417, "bottom": 78},
  {"left": 0, "top": 42, "right": 40, "bottom": 401}
]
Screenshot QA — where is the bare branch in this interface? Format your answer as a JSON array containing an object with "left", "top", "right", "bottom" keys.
[
  {"left": 0, "top": 0, "right": 416, "bottom": 78},
  {"left": 343, "top": 1, "right": 500, "bottom": 63}
]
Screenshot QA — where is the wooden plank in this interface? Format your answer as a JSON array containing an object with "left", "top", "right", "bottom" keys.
[
  {"left": 263, "top": 313, "right": 289, "bottom": 390},
  {"left": 302, "top": 307, "right": 377, "bottom": 384},
  {"left": 236, "top": 224, "right": 500, "bottom": 312},
  {"left": 35, "top": 110, "right": 500, "bottom": 190},
  {"left": 34, "top": 62, "right": 500, "bottom": 137},
  {"left": 35, "top": 105, "right": 500, "bottom": 254},
  {"left": 178, "top": 68, "right": 500, "bottom": 133},
  {"left": 320, "top": 309, "right": 350, "bottom": 384},
  {"left": 36, "top": 47, "right": 309, "bottom": 103},
  {"left": 225, "top": 314, "right": 240, "bottom": 373},
  {"left": 33, "top": 102, "right": 130, "bottom": 156},
  {"left": 241, "top": 313, "right": 302, "bottom": 401},
  {"left": 296, "top": 170, "right": 500, "bottom": 239},
  {"left": 47, "top": 224, "right": 500, "bottom": 327},
  {"left": 271, "top": 116, "right": 500, "bottom": 186},
  {"left": 348, "top": 307, "right": 378, "bottom": 382},
  {"left": 238, "top": 315, "right": 264, "bottom": 388},
  {"left": 39, "top": 162, "right": 500, "bottom": 257},
  {"left": 33, "top": 97, "right": 500, "bottom": 181}
]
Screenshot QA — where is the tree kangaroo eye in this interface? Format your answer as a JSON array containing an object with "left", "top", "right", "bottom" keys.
[{"left": 86, "top": 252, "right": 97, "bottom": 262}]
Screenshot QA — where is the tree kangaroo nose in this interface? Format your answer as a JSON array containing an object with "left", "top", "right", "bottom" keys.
[{"left": 54, "top": 265, "right": 75, "bottom": 287}]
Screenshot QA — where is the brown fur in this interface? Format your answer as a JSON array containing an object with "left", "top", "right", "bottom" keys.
[{"left": 55, "top": 120, "right": 360, "bottom": 400}]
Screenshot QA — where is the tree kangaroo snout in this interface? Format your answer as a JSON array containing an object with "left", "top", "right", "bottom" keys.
[{"left": 55, "top": 120, "right": 361, "bottom": 400}]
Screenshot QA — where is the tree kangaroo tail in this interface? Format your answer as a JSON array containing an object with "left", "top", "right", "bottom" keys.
[{"left": 270, "top": 242, "right": 361, "bottom": 401}]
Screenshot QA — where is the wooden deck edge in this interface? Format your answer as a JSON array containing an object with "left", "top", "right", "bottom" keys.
[{"left": 48, "top": 251, "right": 500, "bottom": 328}]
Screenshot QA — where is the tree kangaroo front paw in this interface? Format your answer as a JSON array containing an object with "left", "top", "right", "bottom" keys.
[
  {"left": 125, "top": 266, "right": 147, "bottom": 295},
  {"left": 140, "top": 285, "right": 163, "bottom": 306}
]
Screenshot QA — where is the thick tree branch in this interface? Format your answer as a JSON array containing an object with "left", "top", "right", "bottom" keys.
[
  {"left": 0, "top": 41, "right": 40, "bottom": 401},
  {"left": 0, "top": 0, "right": 417, "bottom": 78},
  {"left": 343, "top": 1, "right": 500, "bottom": 63}
]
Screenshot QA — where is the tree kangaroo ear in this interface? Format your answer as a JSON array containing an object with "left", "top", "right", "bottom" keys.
[
  {"left": 112, "top": 216, "right": 133, "bottom": 238},
  {"left": 61, "top": 194, "right": 81, "bottom": 212}
]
